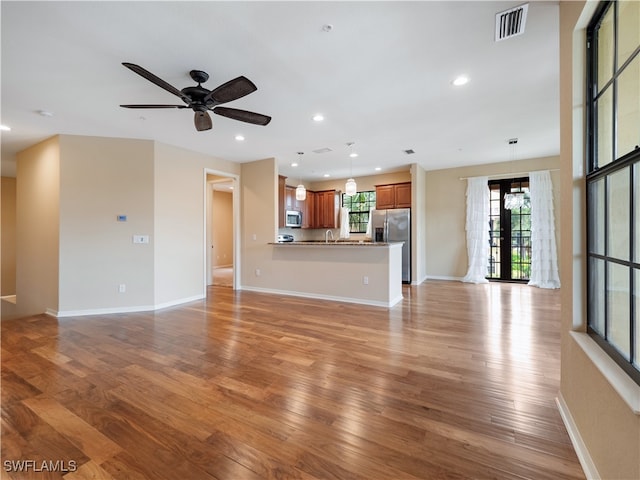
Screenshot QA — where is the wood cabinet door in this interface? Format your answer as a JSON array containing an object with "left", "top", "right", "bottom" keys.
[
  {"left": 278, "top": 176, "right": 286, "bottom": 228},
  {"left": 395, "top": 183, "right": 412, "bottom": 208},
  {"left": 376, "top": 185, "right": 395, "bottom": 209},
  {"left": 302, "top": 191, "right": 315, "bottom": 228},
  {"left": 285, "top": 186, "right": 295, "bottom": 211}
]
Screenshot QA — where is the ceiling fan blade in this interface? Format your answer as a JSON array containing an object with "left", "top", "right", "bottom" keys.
[
  {"left": 120, "top": 104, "right": 188, "bottom": 109},
  {"left": 122, "top": 63, "right": 191, "bottom": 103},
  {"left": 213, "top": 106, "right": 271, "bottom": 126},
  {"left": 205, "top": 76, "right": 257, "bottom": 104},
  {"left": 194, "top": 111, "right": 213, "bottom": 131}
]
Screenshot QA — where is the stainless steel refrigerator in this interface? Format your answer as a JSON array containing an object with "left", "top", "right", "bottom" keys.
[{"left": 372, "top": 208, "right": 411, "bottom": 283}]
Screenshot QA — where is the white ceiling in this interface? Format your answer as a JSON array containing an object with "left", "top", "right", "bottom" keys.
[{"left": 1, "top": 1, "right": 559, "bottom": 181}]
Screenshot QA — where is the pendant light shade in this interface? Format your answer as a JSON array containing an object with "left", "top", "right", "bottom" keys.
[
  {"left": 345, "top": 178, "right": 357, "bottom": 196},
  {"left": 296, "top": 184, "right": 306, "bottom": 201},
  {"left": 345, "top": 142, "right": 357, "bottom": 196},
  {"left": 294, "top": 151, "right": 306, "bottom": 201}
]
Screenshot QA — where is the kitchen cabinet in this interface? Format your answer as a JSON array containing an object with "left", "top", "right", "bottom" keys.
[
  {"left": 278, "top": 175, "right": 286, "bottom": 228},
  {"left": 314, "top": 190, "right": 339, "bottom": 228},
  {"left": 278, "top": 180, "right": 337, "bottom": 229},
  {"left": 302, "top": 191, "right": 315, "bottom": 228},
  {"left": 375, "top": 182, "right": 411, "bottom": 209}
]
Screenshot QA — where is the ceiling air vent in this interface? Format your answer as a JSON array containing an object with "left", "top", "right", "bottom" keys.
[
  {"left": 495, "top": 3, "right": 528, "bottom": 42},
  {"left": 312, "top": 147, "right": 332, "bottom": 154}
]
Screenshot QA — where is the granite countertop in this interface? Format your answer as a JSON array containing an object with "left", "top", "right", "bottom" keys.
[{"left": 270, "top": 240, "right": 401, "bottom": 246}]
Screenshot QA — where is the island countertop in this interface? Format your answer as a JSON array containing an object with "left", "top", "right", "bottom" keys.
[{"left": 269, "top": 241, "right": 402, "bottom": 247}]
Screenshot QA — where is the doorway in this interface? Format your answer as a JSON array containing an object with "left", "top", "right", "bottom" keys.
[
  {"left": 206, "top": 172, "right": 238, "bottom": 289},
  {"left": 487, "top": 177, "right": 531, "bottom": 281}
]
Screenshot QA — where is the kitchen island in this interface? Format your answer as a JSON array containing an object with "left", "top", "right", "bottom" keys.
[{"left": 260, "top": 241, "right": 403, "bottom": 307}]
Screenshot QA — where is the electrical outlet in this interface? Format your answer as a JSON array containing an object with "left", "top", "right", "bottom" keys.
[
  {"left": 255, "top": 268, "right": 261, "bottom": 277},
  {"left": 363, "top": 276, "right": 369, "bottom": 285},
  {"left": 119, "top": 284, "right": 126, "bottom": 293}
]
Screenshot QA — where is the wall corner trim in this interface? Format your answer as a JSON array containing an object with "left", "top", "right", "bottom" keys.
[
  {"left": 570, "top": 331, "right": 640, "bottom": 414},
  {"left": 556, "top": 394, "right": 599, "bottom": 480}
]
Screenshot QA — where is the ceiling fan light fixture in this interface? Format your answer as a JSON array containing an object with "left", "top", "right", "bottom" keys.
[{"left": 194, "top": 111, "right": 212, "bottom": 131}]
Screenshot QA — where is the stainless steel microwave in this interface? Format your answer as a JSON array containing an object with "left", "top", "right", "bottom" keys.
[{"left": 285, "top": 210, "right": 302, "bottom": 228}]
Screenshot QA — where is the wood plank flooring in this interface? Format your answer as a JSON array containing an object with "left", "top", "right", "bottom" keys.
[{"left": 1, "top": 281, "right": 584, "bottom": 479}]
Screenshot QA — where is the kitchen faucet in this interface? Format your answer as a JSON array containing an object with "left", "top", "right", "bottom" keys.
[{"left": 325, "top": 230, "right": 334, "bottom": 243}]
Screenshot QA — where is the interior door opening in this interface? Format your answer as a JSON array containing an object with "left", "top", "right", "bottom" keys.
[
  {"left": 206, "top": 173, "right": 237, "bottom": 289},
  {"left": 487, "top": 177, "right": 531, "bottom": 282}
]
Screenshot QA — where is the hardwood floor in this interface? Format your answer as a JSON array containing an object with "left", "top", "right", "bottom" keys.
[{"left": 1, "top": 281, "right": 584, "bottom": 479}]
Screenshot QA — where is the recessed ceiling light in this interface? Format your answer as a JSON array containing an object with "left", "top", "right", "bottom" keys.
[
  {"left": 375, "top": 167, "right": 381, "bottom": 171},
  {"left": 349, "top": 152, "right": 358, "bottom": 158},
  {"left": 235, "top": 134, "right": 245, "bottom": 141},
  {"left": 291, "top": 162, "right": 298, "bottom": 167},
  {"left": 313, "top": 114, "right": 324, "bottom": 122},
  {"left": 452, "top": 75, "right": 469, "bottom": 87},
  {"left": 323, "top": 173, "right": 330, "bottom": 178},
  {"left": 0, "top": 125, "right": 11, "bottom": 131}
]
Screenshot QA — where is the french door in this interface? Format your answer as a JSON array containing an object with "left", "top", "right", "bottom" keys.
[{"left": 487, "top": 178, "right": 531, "bottom": 281}]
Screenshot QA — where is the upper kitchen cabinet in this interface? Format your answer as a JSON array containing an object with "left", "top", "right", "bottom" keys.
[
  {"left": 314, "top": 190, "right": 339, "bottom": 228},
  {"left": 375, "top": 182, "right": 411, "bottom": 209}
]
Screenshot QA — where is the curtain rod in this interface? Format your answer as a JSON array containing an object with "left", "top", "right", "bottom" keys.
[{"left": 459, "top": 168, "right": 560, "bottom": 181}]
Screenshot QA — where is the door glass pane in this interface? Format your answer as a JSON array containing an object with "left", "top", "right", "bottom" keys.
[
  {"left": 488, "top": 184, "right": 501, "bottom": 278},
  {"left": 589, "top": 257, "right": 605, "bottom": 335},
  {"left": 636, "top": 165, "right": 640, "bottom": 263},
  {"left": 618, "top": 0, "right": 640, "bottom": 67},
  {"left": 608, "top": 262, "right": 631, "bottom": 360},
  {"left": 635, "top": 268, "right": 640, "bottom": 369},
  {"left": 608, "top": 167, "right": 630, "bottom": 260},
  {"left": 588, "top": 178, "right": 605, "bottom": 255},
  {"left": 617, "top": 56, "right": 640, "bottom": 159},
  {"left": 597, "top": 87, "right": 614, "bottom": 167},
  {"left": 598, "top": 5, "right": 615, "bottom": 91}
]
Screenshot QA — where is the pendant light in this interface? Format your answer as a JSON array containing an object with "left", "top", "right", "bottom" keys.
[
  {"left": 345, "top": 143, "right": 357, "bottom": 196},
  {"left": 295, "top": 152, "right": 306, "bottom": 201}
]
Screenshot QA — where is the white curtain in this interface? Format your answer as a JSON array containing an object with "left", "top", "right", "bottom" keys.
[
  {"left": 462, "top": 176, "right": 490, "bottom": 284},
  {"left": 365, "top": 208, "right": 374, "bottom": 239},
  {"left": 528, "top": 170, "right": 561, "bottom": 288},
  {"left": 340, "top": 207, "right": 350, "bottom": 239}
]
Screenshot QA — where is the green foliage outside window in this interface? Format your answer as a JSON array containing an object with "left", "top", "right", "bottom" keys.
[{"left": 342, "top": 191, "right": 376, "bottom": 233}]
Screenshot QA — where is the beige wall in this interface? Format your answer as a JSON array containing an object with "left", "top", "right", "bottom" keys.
[
  {"left": 212, "top": 190, "right": 233, "bottom": 268},
  {"left": 559, "top": 2, "right": 640, "bottom": 479},
  {"left": 6, "top": 134, "right": 241, "bottom": 317},
  {"left": 153, "top": 142, "right": 240, "bottom": 307},
  {"left": 240, "top": 157, "right": 278, "bottom": 289},
  {"left": 57, "top": 135, "right": 155, "bottom": 313},
  {"left": 1, "top": 177, "right": 17, "bottom": 296},
  {"left": 411, "top": 163, "right": 428, "bottom": 284},
  {"left": 424, "top": 156, "right": 561, "bottom": 280},
  {"left": 15, "top": 137, "right": 60, "bottom": 317}
]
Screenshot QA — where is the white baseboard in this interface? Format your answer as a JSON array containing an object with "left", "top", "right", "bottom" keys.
[
  {"left": 240, "top": 285, "right": 402, "bottom": 308},
  {"left": 52, "top": 294, "right": 205, "bottom": 318},
  {"left": 556, "top": 394, "right": 599, "bottom": 480},
  {"left": 426, "top": 275, "right": 464, "bottom": 282}
]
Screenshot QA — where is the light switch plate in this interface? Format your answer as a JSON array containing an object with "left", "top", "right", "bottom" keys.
[{"left": 133, "top": 235, "right": 149, "bottom": 244}]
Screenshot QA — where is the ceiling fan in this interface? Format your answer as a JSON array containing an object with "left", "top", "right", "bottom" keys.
[{"left": 120, "top": 62, "right": 271, "bottom": 132}]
